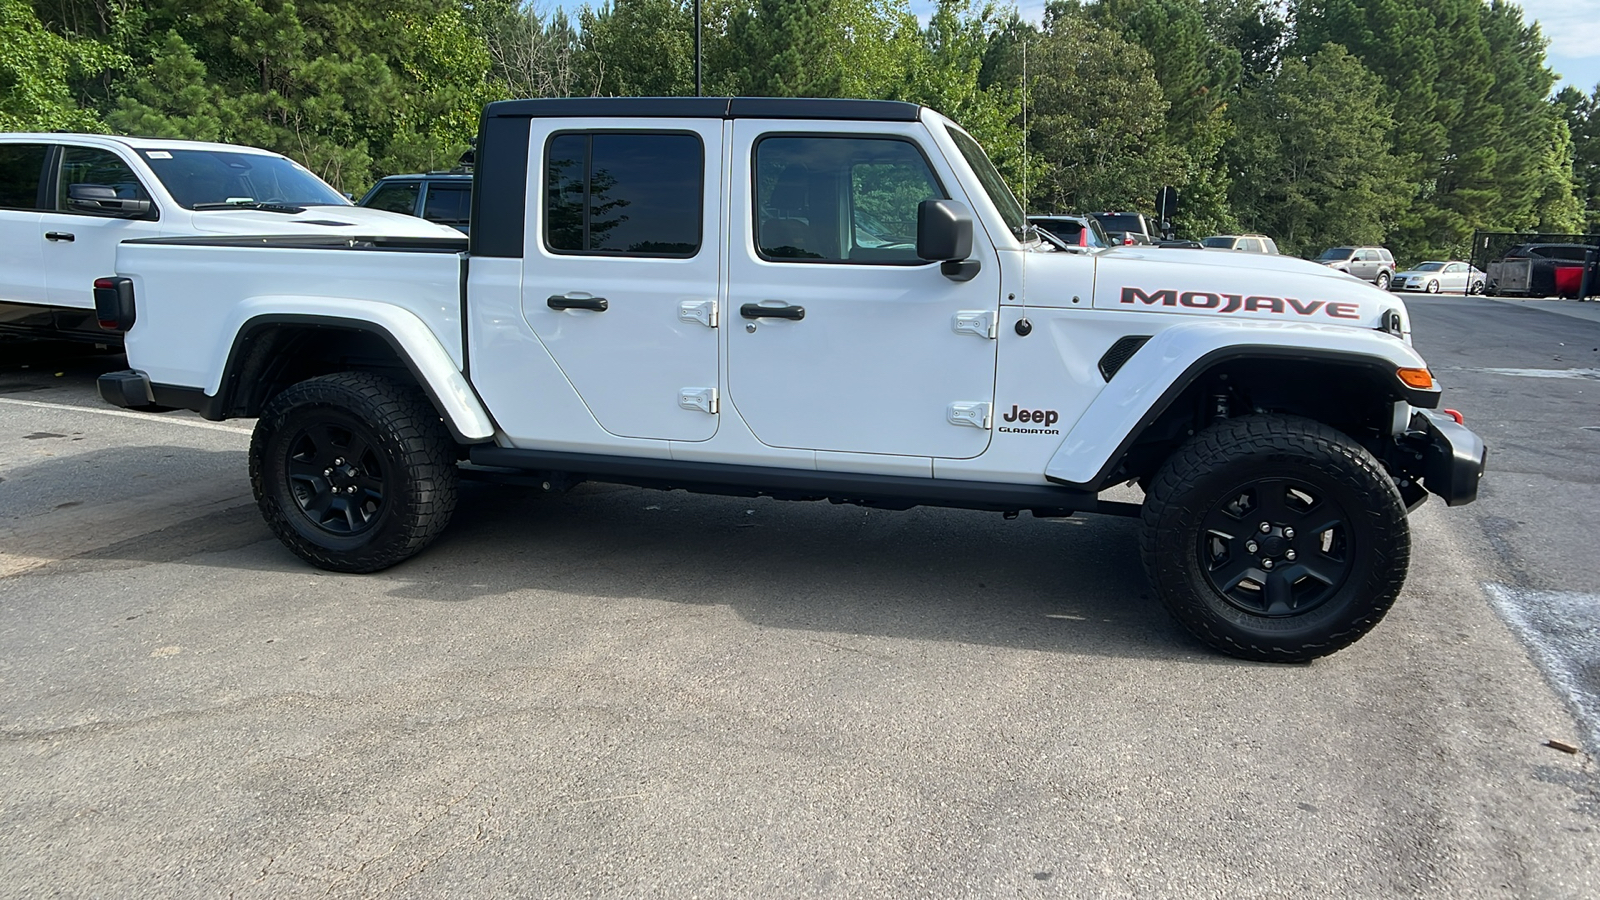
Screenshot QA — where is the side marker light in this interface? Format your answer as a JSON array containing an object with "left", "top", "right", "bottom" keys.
[{"left": 1397, "top": 367, "right": 1434, "bottom": 390}]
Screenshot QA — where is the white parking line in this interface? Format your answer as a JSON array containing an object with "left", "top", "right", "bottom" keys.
[
  {"left": 0, "top": 396, "right": 253, "bottom": 435},
  {"left": 1484, "top": 583, "right": 1600, "bottom": 754}
]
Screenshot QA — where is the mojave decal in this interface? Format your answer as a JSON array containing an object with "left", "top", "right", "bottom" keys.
[{"left": 1120, "top": 287, "right": 1362, "bottom": 320}]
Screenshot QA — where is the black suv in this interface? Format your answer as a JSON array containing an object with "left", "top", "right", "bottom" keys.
[{"left": 358, "top": 170, "right": 472, "bottom": 233}]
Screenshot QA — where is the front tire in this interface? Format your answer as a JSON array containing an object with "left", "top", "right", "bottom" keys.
[
  {"left": 250, "top": 372, "right": 459, "bottom": 573},
  {"left": 1426, "top": 279, "right": 1440, "bottom": 293},
  {"left": 1140, "top": 415, "right": 1409, "bottom": 662}
]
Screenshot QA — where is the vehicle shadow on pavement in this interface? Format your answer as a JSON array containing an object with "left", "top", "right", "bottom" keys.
[
  {"left": 4, "top": 449, "right": 1214, "bottom": 661},
  {"left": 389, "top": 481, "right": 1208, "bottom": 662}
]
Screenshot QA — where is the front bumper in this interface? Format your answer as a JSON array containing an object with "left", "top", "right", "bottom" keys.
[{"left": 1414, "top": 409, "right": 1487, "bottom": 506}]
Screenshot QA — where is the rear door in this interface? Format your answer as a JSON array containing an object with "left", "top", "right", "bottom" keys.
[
  {"left": 514, "top": 119, "right": 724, "bottom": 442},
  {"left": 41, "top": 144, "right": 163, "bottom": 312},
  {"left": 725, "top": 121, "right": 1001, "bottom": 459},
  {"left": 0, "top": 143, "right": 49, "bottom": 309}
]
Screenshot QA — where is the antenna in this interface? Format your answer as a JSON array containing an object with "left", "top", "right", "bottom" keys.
[{"left": 1017, "top": 28, "right": 1032, "bottom": 338}]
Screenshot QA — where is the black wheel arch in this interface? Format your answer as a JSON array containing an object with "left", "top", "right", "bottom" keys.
[
  {"left": 209, "top": 314, "right": 488, "bottom": 445},
  {"left": 1063, "top": 346, "right": 1440, "bottom": 492}
]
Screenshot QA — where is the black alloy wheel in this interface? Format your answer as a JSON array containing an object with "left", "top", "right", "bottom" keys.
[
  {"left": 283, "top": 417, "right": 390, "bottom": 537},
  {"left": 1197, "top": 478, "right": 1352, "bottom": 618}
]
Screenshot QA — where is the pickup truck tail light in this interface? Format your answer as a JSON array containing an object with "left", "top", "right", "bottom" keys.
[{"left": 93, "top": 276, "right": 136, "bottom": 331}]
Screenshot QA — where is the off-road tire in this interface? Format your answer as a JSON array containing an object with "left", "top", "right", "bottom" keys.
[
  {"left": 250, "top": 372, "right": 459, "bottom": 573},
  {"left": 1140, "top": 415, "right": 1409, "bottom": 662}
]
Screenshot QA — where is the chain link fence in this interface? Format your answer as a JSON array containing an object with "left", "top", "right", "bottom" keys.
[{"left": 1469, "top": 231, "right": 1600, "bottom": 299}]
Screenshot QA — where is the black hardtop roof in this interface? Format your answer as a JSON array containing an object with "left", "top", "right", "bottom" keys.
[{"left": 483, "top": 97, "right": 923, "bottom": 122}]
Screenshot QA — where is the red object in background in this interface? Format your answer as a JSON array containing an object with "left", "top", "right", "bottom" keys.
[{"left": 1553, "top": 264, "right": 1583, "bottom": 297}]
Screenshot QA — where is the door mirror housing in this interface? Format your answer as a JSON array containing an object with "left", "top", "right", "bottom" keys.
[
  {"left": 917, "top": 199, "right": 973, "bottom": 262},
  {"left": 67, "top": 183, "right": 153, "bottom": 218}
]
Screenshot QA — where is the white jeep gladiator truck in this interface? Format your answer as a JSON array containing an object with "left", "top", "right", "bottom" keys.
[{"left": 94, "top": 97, "right": 1486, "bottom": 662}]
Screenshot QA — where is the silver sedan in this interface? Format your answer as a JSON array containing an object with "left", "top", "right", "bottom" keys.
[{"left": 1390, "top": 260, "right": 1486, "bottom": 294}]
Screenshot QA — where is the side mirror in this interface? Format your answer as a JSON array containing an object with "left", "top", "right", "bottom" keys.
[
  {"left": 68, "top": 183, "right": 153, "bottom": 218},
  {"left": 917, "top": 199, "right": 980, "bottom": 282},
  {"left": 917, "top": 199, "right": 973, "bottom": 262}
]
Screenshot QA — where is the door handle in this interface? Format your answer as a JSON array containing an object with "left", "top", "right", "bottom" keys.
[
  {"left": 547, "top": 295, "right": 608, "bottom": 312},
  {"left": 45, "top": 232, "right": 75, "bottom": 242},
  {"left": 739, "top": 302, "right": 805, "bottom": 320}
]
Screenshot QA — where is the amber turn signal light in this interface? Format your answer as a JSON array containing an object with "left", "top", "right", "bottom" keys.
[{"left": 1396, "top": 367, "right": 1434, "bottom": 390}]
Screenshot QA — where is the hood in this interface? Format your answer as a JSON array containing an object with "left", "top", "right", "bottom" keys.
[
  {"left": 182, "top": 204, "right": 464, "bottom": 239},
  {"left": 1028, "top": 245, "right": 1410, "bottom": 337}
]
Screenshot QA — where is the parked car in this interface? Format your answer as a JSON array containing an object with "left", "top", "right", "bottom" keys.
[
  {"left": 1201, "top": 234, "right": 1280, "bottom": 254},
  {"left": 359, "top": 170, "right": 472, "bottom": 233},
  {"left": 1316, "top": 246, "right": 1396, "bottom": 289},
  {"left": 1484, "top": 243, "right": 1598, "bottom": 297},
  {"left": 96, "top": 96, "right": 1484, "bottom": 663},
  {"left": 1028, "top": 214, "right": 1109, "bottom": 249},
  {"left": 1390, "top": 261, "right": 1485, "bottom": 294},
  {"left": 1089, "top": 211, "right": 1155, "bottom": 245},
  {"left": 0, "top": 133, "right": 463, "bottom": 345}
]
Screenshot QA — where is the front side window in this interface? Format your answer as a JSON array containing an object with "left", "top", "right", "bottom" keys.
[
  {"left": 755, "top": 136, "right": 942, "bottom": 263},
  {"left": 0, "top": 144, "right": 48, "bottom": 210},
  {"left": 545, "top": 131, "right": 702, "bottom": 257},
  {"left": 58, "top": 146, "right": 151, "bottom": 211},
  {"left": 944, "top": 125, "right": 1025, "bottom": 240},
  {"left": 365, "top": 182, "right": 420, "bottom": 215}
]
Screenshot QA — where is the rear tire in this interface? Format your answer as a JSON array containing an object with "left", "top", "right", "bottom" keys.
[
  {"left": 250, "top": 372, "right": 459, "bottom": 573},
  {"left": 1375, "top": 272, "right": 1390, "bottom": 291},
  {"left": 1140, "top": 415, "right": 1409, "bottom": 662}
]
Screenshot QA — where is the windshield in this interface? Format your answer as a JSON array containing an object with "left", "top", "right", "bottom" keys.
[
  {"left": 139, "top": 148, "right": 351, "bottom": 209},
  {"left": 1318, "top": 247, "right": 1355, "bottom": 261},
  {"left": 944, "top": 125, "right": 1026, "bottom": 240},
  {"left": 1092, "top": 213, "right": 1144, "bottom": 233},
  {"left": 1414, "top": 262, "right": 1445, "bottom": 271},
  {"left": 1201, "top": 237, "right": 1235, "bottom": 248}
]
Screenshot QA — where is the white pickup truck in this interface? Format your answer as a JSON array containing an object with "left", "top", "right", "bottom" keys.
[
  {"left": 0, "top": 133, "right": 462, "bottom": 344},
  {"left": 95, "top": 97, "right": 1486, "bottom": 661}
]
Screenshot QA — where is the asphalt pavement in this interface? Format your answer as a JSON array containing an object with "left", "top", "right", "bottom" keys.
[{"left": 0, "top": 311, "right": 1596, "bottom": 898}]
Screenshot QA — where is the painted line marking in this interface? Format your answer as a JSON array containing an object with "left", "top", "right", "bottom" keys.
[
  {"left": 0, "top": 396, "right": 252, "bottom": 435},
  {"left": 1483, "top": 583, "right": 1600, "bottom": 755},
  {"left": 1468, "top": 367, "right": 1600, "bottom": 380}
]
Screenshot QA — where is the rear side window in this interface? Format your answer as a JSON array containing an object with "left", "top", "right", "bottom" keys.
[
  {"left": 0, "top": 143, "right": 49, "bottom": 210},
  {"left": 544, "top": 132, "right": 703, "bottom": 257},
  {"left": 422, "top": 183, "right": 470, "bottom": 225},
  {"left": 57, "top": 146, "right": 151, "bottom": 211}
]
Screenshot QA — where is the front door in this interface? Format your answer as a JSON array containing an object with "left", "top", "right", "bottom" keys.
[
  {"left": 518, "top": 119, "right": 724, "bottom": 442},
  {"left": 726, "top": 122, "right": 1002, "bottom": 459},
  {"left": 42, "top": 145, "right": 163, "bottom": 312}
]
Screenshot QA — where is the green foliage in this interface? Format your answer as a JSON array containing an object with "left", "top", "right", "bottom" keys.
[
  {"left": 1556, "top": 85, "right": 1600, "bottom": 232},
  {"left": 4, "top": 0, "right": 1589, "bottom": 253},
  {"left": 1227, "top": 43, "right": 1412, "bottom": 256},
  {"left": 0, "top": 0, "right": 122, "bottom": 131}
]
